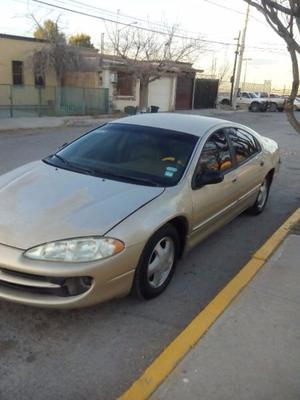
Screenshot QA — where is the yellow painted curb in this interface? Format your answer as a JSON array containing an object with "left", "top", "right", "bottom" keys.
[
  {"left": 118, "top": 208, "right": 300, "bottom": 400},
  {"left": 253, "top": 208, "right": 300, "bottom": 261}
]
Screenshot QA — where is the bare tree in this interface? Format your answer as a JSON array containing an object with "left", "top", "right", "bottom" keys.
[
  {"left": 105, "top": 24, "right": 203, "bottom": 108},
  {"left": 217, "top": 62, "right": 231, "bottom": 84},
  {"left": 244, "top": 0, "right": 300, "bottom": 134},
  {"left": 208, "top": 57, "right": 230, "bottom": 83},
  {"left": 30, "top": 18, "right": 82, "bottom": 85}
]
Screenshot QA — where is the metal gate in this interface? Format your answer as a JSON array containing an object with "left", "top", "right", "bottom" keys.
[
  {"left": 193, "top": 79, "right": 219, "bottom": 109},
  {"left": 175, "top": 75, "right": 193, "bottom": 110}
]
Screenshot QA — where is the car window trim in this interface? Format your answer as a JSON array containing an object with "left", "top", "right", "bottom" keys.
[{"left": 226, "top": 127, "right": 262, "bottom": 168}]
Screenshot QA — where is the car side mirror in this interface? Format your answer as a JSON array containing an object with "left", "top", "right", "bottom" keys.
[{"left": 194, "top": 170, "right": 224, "bottom": 188}]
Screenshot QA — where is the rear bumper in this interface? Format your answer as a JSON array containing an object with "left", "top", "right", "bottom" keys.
[{"left": 0, "top": 242, "right": 143, "bottom": 308}]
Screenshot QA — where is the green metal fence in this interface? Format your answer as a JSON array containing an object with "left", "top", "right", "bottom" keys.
[{"left": 0, "top": 84, "right": 109, "bottom": 118}]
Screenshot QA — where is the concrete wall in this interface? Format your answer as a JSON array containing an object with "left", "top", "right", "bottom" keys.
[
  {"left": 102, "top": 72, "right": 176, "bottom": 112},
  {"left": 63, "top": 71, "right": 100, "bottom": 88},
  {"left": 0, "top": 36, "right": 57, "bottom": 86},
  {"left": 114, "top": 80, "right": 140, "bottom": 111}
]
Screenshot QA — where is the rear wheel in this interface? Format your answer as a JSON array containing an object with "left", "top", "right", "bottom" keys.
[
  {"left": 221, "top": 99, "right": 230, "bottom": 106},
  {"left": 268, "top": 102, "right": 278, "bottom": 112},
  {"left": 247, "top": 177, "right": 271, "bottom": 215},
  {"left": 133, "top": 224, "right": 180, "bottom": 299}
]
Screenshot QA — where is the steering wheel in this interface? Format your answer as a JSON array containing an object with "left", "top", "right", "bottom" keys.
[{"left": 161, "top": 157, "right": 184, "bottom": 167}]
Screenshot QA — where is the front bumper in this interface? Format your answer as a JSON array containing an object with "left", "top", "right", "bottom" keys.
[{"left": 0, "top": 242, "right": 144, "bottom": 308}]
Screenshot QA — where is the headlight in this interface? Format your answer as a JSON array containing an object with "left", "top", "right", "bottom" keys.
[{"left": 24, "top": 237, "right": 125, "bottom": 262}]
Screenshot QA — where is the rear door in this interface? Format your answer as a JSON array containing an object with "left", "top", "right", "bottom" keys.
[
  {"left": 226, "top": 127, "right": 265, "bottom": 207},
  {"left": 190, "top": 129, "right": 240, "bottom": 243}
]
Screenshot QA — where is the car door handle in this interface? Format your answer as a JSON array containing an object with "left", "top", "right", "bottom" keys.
[
  {"left": 232, "top": 177, "right": 238, "bottom": 183},
  {"left": 260, "top": 161, "right": 265, "bottom": 167}
]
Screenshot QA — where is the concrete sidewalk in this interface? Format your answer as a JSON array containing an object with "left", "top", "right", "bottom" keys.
[
  {"left": 0, "top": 109, "right": 239, "bottom": 132},
  {"left": 151, "top": 231, "right": 300, "bottom": 400}
]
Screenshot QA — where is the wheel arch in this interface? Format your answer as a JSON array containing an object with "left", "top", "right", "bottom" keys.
[
  {"left": 266, "top": 168, "right": 275, "bottom": 184},
  {"left": 166, "top": 216, "right": 189, "bottom": 258}
]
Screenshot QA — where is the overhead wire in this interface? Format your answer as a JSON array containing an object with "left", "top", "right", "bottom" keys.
[{"left": 8, "top": 0, "right": 288, "bottom": 54}]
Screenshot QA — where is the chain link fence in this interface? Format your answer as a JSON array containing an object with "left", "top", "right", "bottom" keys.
[
  {"left": 0, "top": 84, "right": 109, "bottom": 118},
  {"left": 218, "top": 80, "right": 289, "bottom": 96}
]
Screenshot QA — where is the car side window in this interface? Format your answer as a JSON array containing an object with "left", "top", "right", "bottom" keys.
[
  {"left": 196, "top": 131, "right": 233, "bottom": 176},
  {"left": 241, "top": 92, "right": 249, "bottom": 98},
  {"left": 228, "top": 128, "right": 260, "bottom": 164}
]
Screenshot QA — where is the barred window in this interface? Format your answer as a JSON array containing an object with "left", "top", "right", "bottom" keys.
[
  {"left": 117, "top": 71, "right": 134, "bottom": 96},
  {"left": 12, "top": 61, "right": 24, "bottom": 85}
]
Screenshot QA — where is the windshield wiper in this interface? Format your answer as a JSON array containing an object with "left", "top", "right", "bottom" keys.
[
  {"left": 96, "top": 170, "right": 161, "bottom": 187},
  {"left": 46, "top": 156, "right": 161, "bottom": 186},
  {"left": 53, "top": 153, "right": 68, "bottom": 165},
  {"left": 48, "top": 154, "right": 96, "bottom": 176}
]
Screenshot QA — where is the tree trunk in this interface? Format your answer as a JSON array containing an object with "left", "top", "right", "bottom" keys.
[
  {"left": 139, "top": 79, "right": 149, "bottom": 110},
  {"left": 285, "top": 46, "right": 300, "bottom": 135}
]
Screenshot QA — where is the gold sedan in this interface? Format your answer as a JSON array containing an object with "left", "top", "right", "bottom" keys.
[{"left": 0, "top": 113, "right": 280, "bottom": 308}]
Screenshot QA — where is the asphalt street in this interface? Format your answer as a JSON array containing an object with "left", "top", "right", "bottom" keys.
[{"left": 0, "top": 111, "right": 300, "bottom": 400}]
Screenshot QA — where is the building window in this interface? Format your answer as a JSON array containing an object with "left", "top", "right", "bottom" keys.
[
  {"left": 12, "top": 61, "right": 24, "bottom": 85},
  {"left": 117, "top": 71, "right": 134, "bottom": 96},
  {"left": 34, "top": 73, "right": 45, "bottom": 87}
]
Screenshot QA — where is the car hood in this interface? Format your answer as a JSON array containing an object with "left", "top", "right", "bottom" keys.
[{"left": 0, "top": 161, "right": 164, "bottom": 249}]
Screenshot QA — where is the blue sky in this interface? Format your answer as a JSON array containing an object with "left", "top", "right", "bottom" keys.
[{"left": 1, "top": 0, "right": 291, "bottom": 89}]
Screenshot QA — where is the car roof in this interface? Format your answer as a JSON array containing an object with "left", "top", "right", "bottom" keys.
[{"left": 110, "top": 113, "right": 230, "bottom": 138}]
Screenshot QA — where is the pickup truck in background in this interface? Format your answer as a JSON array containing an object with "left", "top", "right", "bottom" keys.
[{"left": 218, "top": 91, "right": 286, "bottom": 112}]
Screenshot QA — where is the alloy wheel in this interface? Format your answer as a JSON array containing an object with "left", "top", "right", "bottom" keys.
[{"left": 147, "top": 236, "right": 175, "bottom": 288}]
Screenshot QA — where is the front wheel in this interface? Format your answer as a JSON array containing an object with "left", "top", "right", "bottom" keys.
[
  {"left": 133, "top": 224, "right": 180, "bottom": 299},
  {"left": 247, "top": 177, "right": 271, "bottom": 215},
  {"left": 249, "top": 102, "right": 261, "bottom": 112}
]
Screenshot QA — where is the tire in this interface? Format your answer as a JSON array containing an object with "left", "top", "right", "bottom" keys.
[
  {"left": 268, "top": 102, "right": 278, "bottom": 112},
  {"left": 246, "top": 176, "right": 271, "bottom": 215},
  {"left": 221, "top": 99, "right": 230, "bottom": 106},
  {"left": 249, "top": 102, "right": 261, "bottom": 112},
  {"left": 133, "top": 224, "right": 180, "bottom": 299}
]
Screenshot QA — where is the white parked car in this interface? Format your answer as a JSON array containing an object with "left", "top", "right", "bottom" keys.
[
  {"left": 219, "top": 92, "right": 268, "bottom": 112},
  {"left": 293, "top": 97, "right": 300, "bottom": 110},
  {"left": 219, "top": 91, "right": 285, "bottom": 112}
]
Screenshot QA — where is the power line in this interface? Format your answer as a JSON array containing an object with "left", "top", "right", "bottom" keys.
[
  {"left": 60, "top": 0, "right": 167, "bottom": 29},
  {"left": 29, "top": 0, "right": 288, "bottom": 53},
  {"left": 3, "top": 0, "right": 288, "bottom": 55},
  {"left": 201, "top": 0, "right": 266, "bottom": 25},
  {"left": 31, "top": 0, "right": 235, "bottom": 45},
  {"left": 58, "top": 0, "right": 233, "bottom": 42}
]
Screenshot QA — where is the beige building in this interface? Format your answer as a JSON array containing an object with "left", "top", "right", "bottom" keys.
[
  {"left": 0, "top": 33, "right": 57, "bottom": 86},
  {"left": 0, "top": 33, "right": 107, "bottom": 117},
  {"left": 0, "top": 33, "right": 199, "bottom": 116}
]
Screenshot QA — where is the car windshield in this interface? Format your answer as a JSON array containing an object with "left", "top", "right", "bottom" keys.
[
  {"left": 249, "top": 93, "right": 259, "bottom": 98},
  {"left": 44, "top": 123, "right": 198, "bottom": 187}
]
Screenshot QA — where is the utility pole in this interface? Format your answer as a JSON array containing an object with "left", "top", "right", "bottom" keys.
[
  {"left": 232, "top": 2, "right": 250, "bottom": 109},
  {"left": 229, "top": 32, "right": 241, "bottom": 106},
  {"left": 242, "top": 58, "right": 252, "bottom": 90},
  {"left": 101, "top": 32, "right": 105, "bottom": 54}
]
